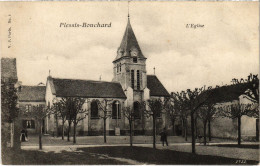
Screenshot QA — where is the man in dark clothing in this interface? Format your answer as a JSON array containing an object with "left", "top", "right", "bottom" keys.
[
  {"left": 160, "top": 128, "right": 168, "bottom": 146},
  {"left": 20, "top": 129, "right": 26, "bottom": 142}
]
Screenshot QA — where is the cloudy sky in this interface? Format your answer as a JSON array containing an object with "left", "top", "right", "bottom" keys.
[{"left": 0, "top": 2, "right": 259, "bottom": 92}]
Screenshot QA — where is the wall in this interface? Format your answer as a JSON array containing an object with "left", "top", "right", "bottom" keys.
[{"left": 18, "top": 101, "right": 46, "bottom": 134}]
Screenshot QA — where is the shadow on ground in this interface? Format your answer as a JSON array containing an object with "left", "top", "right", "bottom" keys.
[{"left": 2, "top": 146, "right": 259, "bottom": 165}]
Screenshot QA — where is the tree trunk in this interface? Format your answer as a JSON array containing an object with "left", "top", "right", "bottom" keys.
[
  {"left": 182, "top": 118, "right": 185, "bottom": 137},
  {"left": 203, "top": 121, "right": 207, "bottom": 146},
  {"left": 153, "top": 115, "right": 156, "bottom": 149},
  {"left": 55, "top": 114, "right": 59, "bottom": 137},
  {"left": 67, "top": 121, "right": 71, "bottom": 142},
  {"left": 62, "top": 120, "right": 64, "bottom": 140},
  {"left": 195, "top": 117, "right": 198, "bottom": 138},
  {"left": 256, "top": 118, "right": 259, "bottom": 142},
  {"left": 39, "top": 119, "right": 42, "bottom": 150},
  {"left": 208, "top": 119, "right": 211, "bottom": 141},
  {"left": 130, "top": 120, "right": 133, "bottom": 146},
  {"left": 191, "top": 112, "right": 196, "bottom": 154},
  {"left": 104, "top": 118, "right": 107, "bottom": 143},
  {"left": 73, "top": 122, "right": 76, "bottom": 144},
  {"left": 238, "top": 116, "right": 241, "bottom": 145},
  {"left": 185, "top": 119, "right": 188, "bottom": 141},
  {"left": 172, "top": 119, "right": 175, "bottom": 136}
]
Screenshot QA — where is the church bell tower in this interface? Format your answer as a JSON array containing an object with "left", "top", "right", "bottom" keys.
[{"left": 112, "top": 16, "right": 147, "bottom": 92}]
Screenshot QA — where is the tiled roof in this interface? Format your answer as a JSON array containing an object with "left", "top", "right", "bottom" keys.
[
  {"left": 114, "top": 18, "right": 146, "bottom": 62},
  {"left": 147, "top": 75, "right": 170, "bottom": 97},
  {"left": 50, "top": 77, "right": 126, "bottom": 99},
  {"left": 1, "top": 58, "right": 18, "bottom": 81},
  {"left": 18, "top": 86, "right": 46, "bottom": 102}
]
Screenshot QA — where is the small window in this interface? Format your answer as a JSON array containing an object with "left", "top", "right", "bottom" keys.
[
  {"left": 133, "top": 57, "right": 137, "bottom": 63},
  {"left": 116, "top": 64, "right": 118, "bottom": 73},
  {"left": 25, "top": 104, "right": 31, "bottom": 112},
  {"left": 120, "top": 63, "right": 121, "bottom": 72}
]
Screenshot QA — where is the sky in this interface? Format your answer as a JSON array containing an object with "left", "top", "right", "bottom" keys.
[{"left": 0, "top": 2, "right": 259, "bottom": 92}]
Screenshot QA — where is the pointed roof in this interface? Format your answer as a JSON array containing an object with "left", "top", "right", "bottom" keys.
[{"left": 114, "top": 18, "right": 146, "bottom": 62}]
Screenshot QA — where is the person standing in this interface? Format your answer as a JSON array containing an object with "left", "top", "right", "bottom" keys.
[
  {"left": 160, "top": 127, "right": 168, "bottom": 146},
  {"left": 20, "top": 129, "right": 26, "bottom": 142}
]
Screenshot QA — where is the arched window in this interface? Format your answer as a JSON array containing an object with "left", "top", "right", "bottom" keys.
[
  {"left": 112, "top": 101, "right": 121, "bottom": 119},
  {"left": 134, "top": 101, "right": 141, "bottom": 119},
  {"left": 154, "top": 100, "right": 162, "bottom": 118},
  {"left": 91, "top": 100, "right": 99, "bottom": 119}
]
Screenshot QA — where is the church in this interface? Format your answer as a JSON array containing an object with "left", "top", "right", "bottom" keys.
[{"left": 43, "top": 16, "right": 170, "bottom": 136}]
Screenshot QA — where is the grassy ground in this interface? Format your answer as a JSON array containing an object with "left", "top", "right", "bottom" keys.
[{"left": 2, "top": 146, "right": 258, "bottom": 165}]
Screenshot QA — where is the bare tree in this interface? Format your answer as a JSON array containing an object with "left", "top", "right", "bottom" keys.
[
  {"left": 184, "top": 87, "right": 213, "bottom": 154},
  {"left": 232, "top": 73, "right": 259, "bottom": 141},
  {"left": 218, "top": 103, "right": 256, "bottom": 145},
  {"left": 51, "top": 100, "right": 67, "bottom": 140},
  {"left": 25, "top": 105, "right": 51, "bottom": 150},
  {"left": 142, "top": 98, "right": 166, "bottom": 149},
  {"left": 164, "top": 98, "right": 179, "bottom": 136},
  {"left": 171, "top": 91, "right": 190, "bottom": 141},
  {"left": 97, "top": 99, "right": 113, "bottom": 143},
  {"left": 123, "top": 106, "right": 135, "bottom": 146},
  {"left": 70, "top": 98, "right": 88, "bottom": 144}
]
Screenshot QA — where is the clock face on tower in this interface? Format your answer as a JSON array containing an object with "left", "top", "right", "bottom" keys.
[{"left": 130, "top": 47, "right": 138, "bottom": 57}]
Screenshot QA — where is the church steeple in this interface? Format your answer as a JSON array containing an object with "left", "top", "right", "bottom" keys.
[
  {"left": 114, "top": 17, "right": 146, "bottom": 62},
  {"left": 112, "top": 14, "right": 147, "bottom": 91}
]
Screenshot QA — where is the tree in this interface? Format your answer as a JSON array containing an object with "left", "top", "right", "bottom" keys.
[
  {"left": 184, "top": 87, "right": 213, "bottom": 154},
  {"left": 164, "top": 98, "right": 179, "bottom": 136},
  {"left": 51, "top": 100, "right": 67, "bottom": 140},
  {"left": 24, "top": 105, "right": 51, "bottom": 150},
  {"left": 71, "top": 98, "right": 88, "bottom": 144},
  {"left": 142, "top": 98, "right": 166, "bottom": 149},
  {"left": 59, "top": 97, "right": 87, "bottom": 142},
  {"left": 232, "top": 73, "right": 259, "bottom": 141},
  {"left": 97, "top": 99, "right": 113, "bottom": 143},
  {"left": 171, "top": 92, "right": 189, "bottom": 140},
  {"left": 197, "top": 104, "right": 218, "bottom": 145},
  {"left": 232, "top": 73, "right": 259, "bottom": 103},
  {"left": 123, "top": 106, "right": 135, "bottom": 146},
  {"left": 1, "top": 82, "right": 19, "bottom": 150},
  {"left": 218, "top": 103, "right": 256, "bottom": 145}
]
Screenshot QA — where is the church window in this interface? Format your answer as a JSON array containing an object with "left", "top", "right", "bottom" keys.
[
  {"left": 137, "top": 70, "right": 140, "bottom": 90},
  {"left": 131, "top": 70, "right": 134, "bottom": 89},
  {"left": 112, "top": 101, "right": 121, "bottom": 119},
  {"left": 91, "top": 101, "right": 99, "bottom": 119},
  {"left": 120, "top": 63, "right": 121, "bottom": 72},
  {"left": 154, "top": 101, "right": 162, "bottom": 118},
  {"left": 116, "top": 64, "right": 118, "bottom": 73},
  {"left": 134, "top": 101, "right": 141, "bottom": 119},
  {"left": 133, "top": 57, "right": 137, "bottom": 63}
]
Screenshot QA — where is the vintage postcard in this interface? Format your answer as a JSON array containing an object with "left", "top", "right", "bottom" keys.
[{"left": 0, "top": 1, "right": 259, "bottom": 165}]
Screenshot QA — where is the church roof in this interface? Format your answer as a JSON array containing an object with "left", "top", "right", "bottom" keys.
[
  {"left": 147, "top": 75, "right": 170, "bottom": 97},
  {"left": 18, "top": 86, "right": 46, "bottom": 102},
  {"left": 49, "top": 77, "right": 126, "bottom": 99},
  {"left": 1, "top": 58, "right": 18, "bottom": 81},
  {"left": 114, "top": 18, "right": 146, "bottom": 62}
]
